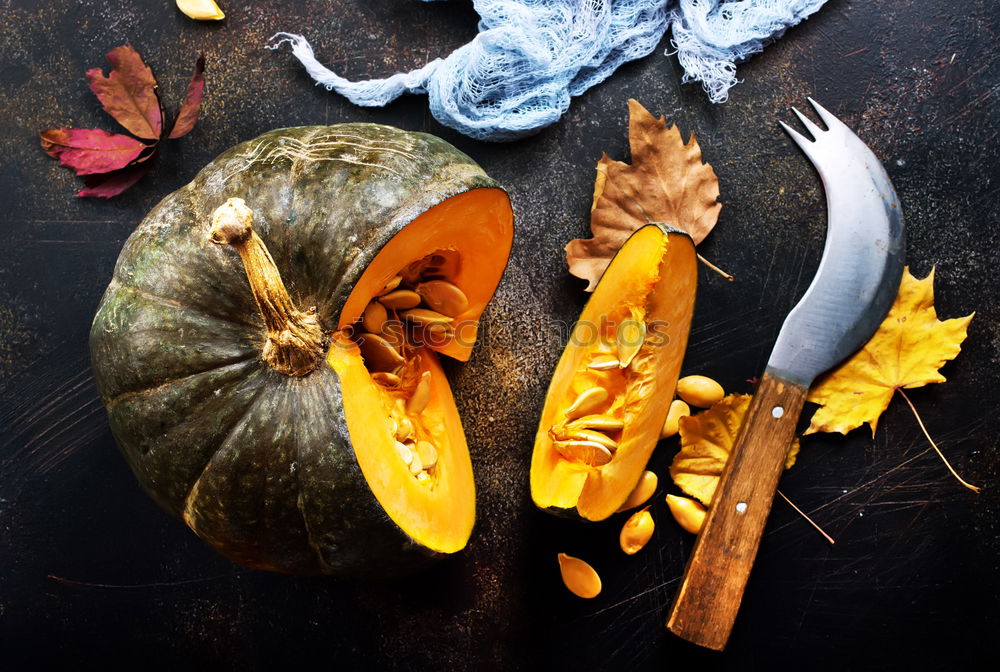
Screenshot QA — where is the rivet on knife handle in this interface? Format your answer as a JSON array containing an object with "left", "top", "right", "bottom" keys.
[{"left": 666, "top": 371, "right": 806, "bottom": 651}]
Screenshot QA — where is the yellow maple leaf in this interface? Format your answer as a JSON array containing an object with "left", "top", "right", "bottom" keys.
[
  {"left": 805, "top": 267, "right": 977, "bottom": 492},
  {"left": 565, "top": 99, "right": 722, "bottom": 291},
  {"left": 670, "top": 394, "right": 799, "bottom": 506},
  {"left": 805, "top": 267, "right": 974, "bottom": 436}
]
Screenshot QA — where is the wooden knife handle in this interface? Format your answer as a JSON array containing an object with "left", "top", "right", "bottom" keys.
[{"left": 666, "top": 371, "right": 808, "bottom": 651}]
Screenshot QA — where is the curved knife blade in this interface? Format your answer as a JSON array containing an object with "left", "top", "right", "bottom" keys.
[{"left": 768, "top": 99, "right": 906, "bottom": 386}]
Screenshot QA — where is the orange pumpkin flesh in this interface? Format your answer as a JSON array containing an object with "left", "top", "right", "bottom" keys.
[
  {"left": 332, "top": 188, "right": 513, "bottom": 553},
  {"left": 531, "top": 224, "right": 697, "bottom": 520}
]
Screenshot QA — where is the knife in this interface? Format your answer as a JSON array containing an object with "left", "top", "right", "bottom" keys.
[{"left": 666, "top": 99, "right": 906, "bottom": 651}]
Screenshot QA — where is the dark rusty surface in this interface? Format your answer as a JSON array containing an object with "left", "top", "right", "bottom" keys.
[{"left": 1, "top": 1, "right": 998, "bottom": 669}]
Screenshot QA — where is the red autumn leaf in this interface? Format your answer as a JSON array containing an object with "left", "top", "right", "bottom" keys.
[
  {"left": 41, "top": 45, "right": 207, "bottom": 198},
  {"left": 168, "top": 55, "right": 206, "bottom": 139},
  {"left": 76, "top": 156, "right": 156, "bottom": 198},
  {"left": 86, "top": 45, "right": 163, "bottom": 140},
  {"left": 39, "top": 128, "right": 149, "bottom": 175}
]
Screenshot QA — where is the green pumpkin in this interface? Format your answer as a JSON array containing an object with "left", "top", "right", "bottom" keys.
[{"left": 90, "top": 124, "right": 514, "bottom": 577}]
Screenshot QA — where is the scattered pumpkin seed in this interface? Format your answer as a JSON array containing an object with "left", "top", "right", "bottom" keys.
[
  {"left": 557, "top": 553, "right": 602, "bottom": 599},
  {"left": 620, "top": 507, "right": 655, "bottom": 555},
  {"left": 659, "top": 399, "right": 691, "bottom": 439},
  {"left": 553, "top": 439, "right": 613, "bottom": 467},
  {"left": 666, "top": 494, "right": 707, "bottom": 534},
  {"left": 416, "top": 440, "right": 438, "bottom": 470},
  {"left": 416, "top": 280, "right": 469, "bottom": 317},
  {"left": 676, "top": 375, "right": 725, "bottom": 408},
  {"left": 567, "top": 414, "right": 624, "bottom": 432},
  {"left": 565, "top": 387, "right": 609, "bottom": 420},
  {"left": 359, "top": 333, "right": 405, "bottom": 371},
  {"left": 402, "top": 308, "right": 454, "bottom": 325},
  {"left": 415, "top": 471, "right": 432, "bottom": 484},
  {"left": 616, "top": 470, "right": 658, "bottom": 512},
  {"left": 407, "top": 371, "right": 432, "bottom": 414},
  {"left": 379, "top": 289, "right": 422, "bottom": 310}
]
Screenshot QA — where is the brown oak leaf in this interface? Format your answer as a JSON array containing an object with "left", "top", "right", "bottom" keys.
[{"left": 566, "top": 99, "right": 722, "bottom": 290}]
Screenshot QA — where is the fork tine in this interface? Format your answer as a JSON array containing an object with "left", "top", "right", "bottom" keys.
[
  {"left": 791, "top": 107, "right": 826, "bottom": 140},
  {"left": 807, "top": 97, "right": 846, "bottom": 133},
  {"left": 778, "top": 120, "right": 816, "bottom": 156}
]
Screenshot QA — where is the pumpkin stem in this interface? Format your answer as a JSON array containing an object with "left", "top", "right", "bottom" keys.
[{"left": 209, "top": 198, "right": 325, "bottom": 377}]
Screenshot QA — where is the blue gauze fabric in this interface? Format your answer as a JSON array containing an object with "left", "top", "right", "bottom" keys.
[{"left": 270, "top": 0, "right": 827, "bottom": 142}]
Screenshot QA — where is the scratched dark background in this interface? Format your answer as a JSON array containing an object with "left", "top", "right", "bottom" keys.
[{"left": 1, "top": 0, "right": 998, "bottom": 669}]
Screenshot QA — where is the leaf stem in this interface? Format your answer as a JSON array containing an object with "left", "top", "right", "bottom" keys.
[
  {"left": 896, "top": 388, "right": 980, "bottom": 493},
  {"left": 776, "top": 489, "right": 836, "bottom": 545},
  {"left": 696, "top": 253, "right": 734, "bottom": 281}
]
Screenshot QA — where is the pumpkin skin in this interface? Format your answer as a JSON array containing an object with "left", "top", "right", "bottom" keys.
[{"left": 90, "top": 124, "right": 513, "bottom": 577}]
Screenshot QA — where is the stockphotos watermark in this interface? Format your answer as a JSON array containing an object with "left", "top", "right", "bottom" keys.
[{"left": 331, "top": 316, "right": 673, "bottom": 353}]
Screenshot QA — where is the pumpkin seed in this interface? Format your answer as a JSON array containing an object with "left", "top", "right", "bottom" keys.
[
  {"left": 565, "top": 387, "right": 609, "bottom": 420},
  {"left": 380, "top": 319, "right": 406, "bottom": 350},
  {"left": 616, "top": 315, "right": 646, "bottom": 368},
  {"left": 553, "top": 439, "right": 613, "bottom": 467},
  {"left": 616, "top": 470, "right": 658, "bottom": 512},
  {"left": 395, "top": 416, "right": 414, "bottom": 441},
  {"left": 407, "top": 371, "right": 432, "bottom": 414},
  {"left": 619, "top": 508, "right": 655, "bottom": 555},
  {"left": 421, "top": 321, "right": 455, "bottom": 347},
  {"left": 408, "top": 450, "right": 424, "bottom": 474},
  {"left": 358, "top": 333, "right": 405, "bottom": 371},
  {"left": 415, "top": 471, "right": 432, "bottom": 484},
  {"left": 659, "top": 399, "right": 691, "bottom": 439},
  {"left": 666, "top": 494, "right": 706, "bottom": 534},
  {"left": 588, "top": 355, "right": 621, "bottom": 371},
  {"left": 379, "top": 289, "right": 422, "bottom": 310},
  {"left": 377, "top": 275, "right": 403, "bottom": 296},
  {"left": 416, "top": 280, "right": 469, "bottom": 317},
  {"left": 401, "top": 308, "right": 453, "bottom": 325},
  {"left": 571, "top": 428, "right": 618, "bottom": 450},
  {"left": 557, "top": 553, "right": 602, "bottom": 599},
  {"left": 362, "top": 300, "right": 389, "bottom": 334},
  {"left": 567, "top": 414, "right": 624, "bottom": 432},
  {"left": 372, "top": 371, "right": 402, "bottom": 388},
  {"left": 416, "top": 440, "right": 438, "bottom": 470},
  {"left": 395, "top": 440, "right": 414, "bottom": 466},
  {"left": 676, "top": 375, "right": 725, "bottom": 408}
]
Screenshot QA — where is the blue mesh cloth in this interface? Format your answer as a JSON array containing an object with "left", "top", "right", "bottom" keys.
[{"left": 271, "top": 0, "right": 827, "bottom": 142}]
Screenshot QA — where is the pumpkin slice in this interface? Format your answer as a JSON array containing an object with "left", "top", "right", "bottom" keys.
[
  {"left": 91, "top": 124, "right": 514, "bottom": 577},
  {"left": 531, "top": 224, "right": 696, "bottom": 520},
  {"left": 328, "top": 192, "right": 515, "bottom": 554}
]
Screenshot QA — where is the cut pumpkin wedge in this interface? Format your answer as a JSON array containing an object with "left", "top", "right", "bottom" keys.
[{"left": 531, "top": 223, "right": 697, "bottom": 520}]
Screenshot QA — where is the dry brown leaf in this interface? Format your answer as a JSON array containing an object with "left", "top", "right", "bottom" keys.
[{"left": 566, "top": 99, "right": 722, "bottom": 290}]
